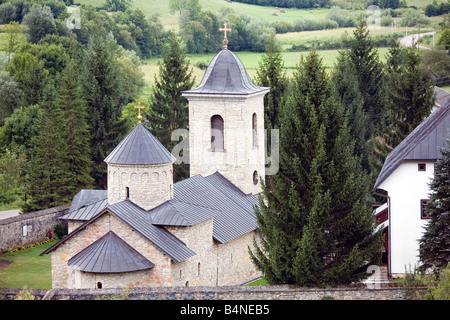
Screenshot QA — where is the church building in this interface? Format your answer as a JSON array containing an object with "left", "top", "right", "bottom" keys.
[{"left": 41, "top": 30, "right": 270, "bottom": 289}]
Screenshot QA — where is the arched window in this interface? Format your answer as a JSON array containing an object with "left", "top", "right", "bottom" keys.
[
  {"left": 198, "top": 262, "right": 201, "bottom": 276},
  {"left": 211, "top": 115, "right": 224, "bottom": 151},
  {"left": 97, "top": 282, "right": 102, "bottom": 289},
  {"left": 125, "top": 187, "right": 130, "bottom": 199},
  {"left": 252, "top": 113, "right": 257, "bottom": 146}
]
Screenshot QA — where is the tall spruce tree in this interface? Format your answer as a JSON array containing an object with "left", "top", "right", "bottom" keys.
[
  {"left": 347, "top": 21, "right": 385, "bottom": 136},
  {"left": 249, "top": 49, "right": 382, "bottom": 286},
  {"left": 148, "top": 32, "right": 195, "bottom": 182},
  {"left": 255, "top": 34, "right": 288, "bottom": 130},
  {"left": 26, "top": 84, "right": 72, "bottom": 211},
  {"left": 385, "top": 41, "right": 435, "bottom": 147},
  {"left": 332, "top": 52, "right": 373, "bottom": 176},
  {"left": 419, "top": 137, "right": 450, "bottom": 274},
  {"left": 81, "top": 33, "right": 129, "bottom": 189},
  {"left": 56, "top": 60, "right": 94, "bottom": 194}
]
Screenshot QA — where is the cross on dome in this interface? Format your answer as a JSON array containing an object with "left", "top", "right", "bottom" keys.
[
  {"left": 219, "top": 23, "right": 231, "bottom": 49},
  {"left": 134, "top": 102, "right": 145, "bottom": 124}
]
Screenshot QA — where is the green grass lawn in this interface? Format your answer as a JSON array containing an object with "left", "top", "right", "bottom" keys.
[{"left": 0, "top": 241, "right": 54, "bottom": 289}]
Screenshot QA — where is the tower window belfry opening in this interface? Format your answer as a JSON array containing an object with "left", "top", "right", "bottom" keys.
[
  {"left": 252, "top": 113, "right": 257, "bottom": 146},
  {"left": 211, "top": 115, "right": 224, "bottom": 151}
]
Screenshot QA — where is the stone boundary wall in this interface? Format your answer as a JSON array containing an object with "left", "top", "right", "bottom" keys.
[
  {"left": 0, "top": 205, "right": 69, "bottom": 251},
  {"left": 0, "top": 285, "right": 426, "bottom": 300}
]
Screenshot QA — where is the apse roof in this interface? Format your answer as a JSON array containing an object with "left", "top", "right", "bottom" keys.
[
  {"left": 68, "top": 231, "right": 155, "bottom": 273},
  {"left": 182, "top": 49, "right": 269, "bottom": 95},
  {"left": 104, "top": 124, "right": 176, "bottom": 165}
]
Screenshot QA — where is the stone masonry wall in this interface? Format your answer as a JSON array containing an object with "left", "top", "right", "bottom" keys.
[
  {"left": 107, "top": 163, "right": 173, "bottom": 211},
  {"left": 51, "top": 212, "right": 173, "bottom": 289},
  {"left": 187, "top": 93, "right": 266, "bottom": 195},
  {"left": 0, "top": 205, "right": 69, "bottom": 251},
  {"left": 0, "top": 285, "right": 424, "bottom": 300}
]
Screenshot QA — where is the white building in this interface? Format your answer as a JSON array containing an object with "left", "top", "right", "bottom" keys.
[{"left": 373, "top": 101, "right": 450, "bottom": 278}]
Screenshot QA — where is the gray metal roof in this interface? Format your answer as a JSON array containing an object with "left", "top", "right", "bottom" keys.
[
  {"left": 434, "top": 86, "right": 450, "bottom": 107},
  {"left": 61, "top": 198, "right": 108, "bottom": 221},
  {"left": 107, "top": 201, "right": 196, "bottom": 263},
  {"left": 182, "top": 49, "right": 269, "bottom": 95},
  {"left": 173, "top": 172, "right": 259, "bottom": 244},
  {"left": 151, "top": 200, "right": 219, "bottom": 226},
  {"left": 374, "top": 100, "right": 450, "bottom": 190},
  {"left": 104, "top": 124, "right": 176, "bottom": 165},
  {"left": 69, "top": 189, "right": 107, "bottom": 213},
  {"left": 45, "top": 172, "right": 260, "bottom": 262},
  {"left": 68, "top": 231, "right": 155, "bottom": 273}
]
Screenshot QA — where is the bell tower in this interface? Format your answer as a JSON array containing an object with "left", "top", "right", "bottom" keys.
[{"left": 182, "top": 24, "right": 269, "bottom": 195}]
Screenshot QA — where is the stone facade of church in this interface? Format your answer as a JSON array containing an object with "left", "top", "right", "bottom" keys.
[
  {"left": 185, "top": 92, "right": 267, "bottom": 196},
  {"left": 50, "top": 211, "right": 259, "bottom": 288}
]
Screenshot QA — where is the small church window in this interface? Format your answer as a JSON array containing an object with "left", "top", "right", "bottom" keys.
[
  {"left": 198, "top": 262, "right": 201, "bottom": 276},
  {"left": 418, "top": 163, "right": 426, "bottom": 171},
  {"left": 126, "top": 187, "right": 130, "bottom": 199},
  {"left": 211, "top": 115, "right": 224, "bottom": 151},
  {"left": 252, "top": 113, "right": 257, "bottom": 146},
  {"left": 97, "top": 282, "right": 102, "bottom": 289},
  {"left": 253, "top": 171, "right": 259, "bottom": 186}
]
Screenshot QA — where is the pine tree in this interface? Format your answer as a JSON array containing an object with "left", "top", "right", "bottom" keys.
[
  {"left": 249, "top": 49, "right": 382, "bottom": 286},
  {"left": 81, "top": 33, "right": 129, "bottom": 189},
  {"left": 26, "top": 84, "right": 72, "bottom": 211},
  {"left": 347, "top": 21, "right": 385, "bottom": 135},
  {"left": 255, "top": 34, "right": 288, "bottom": 130},
  {"left": 385, "top": 42, "right": 435, "bottom": 147},
  {"left": 419, "top": 137, "right": 450, "bottom": 274},
  {"left": 332, "top": 52, "right": 373, "bottom": 176},
  {"left": 56, "top": 60, "right": 94, "bottom": 194},
  {"left": 148, "top": 32, "right": 195, "bottom": 182}
]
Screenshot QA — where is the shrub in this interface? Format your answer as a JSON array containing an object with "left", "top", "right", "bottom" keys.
[{"left": 424, "top": 263, "right": 450, "bottom": 300}]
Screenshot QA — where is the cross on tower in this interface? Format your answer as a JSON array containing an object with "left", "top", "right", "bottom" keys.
[
  {"left": 219, "top": 23, "right": 231, "bottom": 49},
  {"left": 134, "top": 102, "right": 145, "bottom": 124}
]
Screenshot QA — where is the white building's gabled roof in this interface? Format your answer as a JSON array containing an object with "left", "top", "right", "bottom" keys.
[{"left": 374, "top": 101, "right": 450, "bottom": 190}]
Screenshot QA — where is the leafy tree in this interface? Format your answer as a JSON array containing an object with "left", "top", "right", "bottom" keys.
[
  {"left": 0, "top": 104, "right": 44, "bottom": 162},
  {"left": 347, "top": 21, "right": 386, "bottom": 136},
  {"left": 6, "top": 51, "right": 49, "bottom": 106},
  {"left": 254, "top": 34, "right": 288, "bottom": 130},
  {"left": 249, "top": 49, "right": 382, "bottom": 286},
  {"left": 81, "top": 34, "right": 129, "bottom": 189},
  {"left": 385, "top": 42, "right": 435, "bottom": 147},
  {"left": 101, "top": 0, "right": 133, "bottom": 12},
  {"left": 0, "top": 71, "right": 24, "bottom": 124},
  {"left": 22, "top": 4, "right": 57, "bottom": 44},
  {"left": 0, "top": 149, "right": 26, "bottom": 204},
  {"left": 148, "top": 32, "right": 195, "bottom": 182},
  {"left": 438, "top": 29, "right": 450, "bottom": 54},
  {"left": 3, "top": 21, "right": 24, "bottom": 64},
  {"left": 419, "top": 137, "right": 450, "bottom": 274}
]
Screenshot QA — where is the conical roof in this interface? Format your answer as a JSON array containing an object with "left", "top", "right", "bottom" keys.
[
  {"left": 104, "top": 124, "right": 176, "bottom": 165},
  {"left": 68, "top": 231, "right": 155, "bottom": 273},
  {"left": 183, "top": 49, "right": 269, "bottom": 95}
]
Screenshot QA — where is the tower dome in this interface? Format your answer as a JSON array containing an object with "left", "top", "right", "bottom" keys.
[
  {"left": 184, "top": 48, "right": 268, "bottom": 95},
  {"left": 105, "top": 124, "right": 176, "bottom": 210}
]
